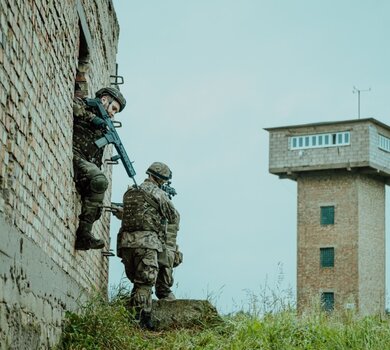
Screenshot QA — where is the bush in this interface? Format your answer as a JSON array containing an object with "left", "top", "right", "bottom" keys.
[{"left": 58, "top": 293, "right": 138, "bottom": 350}]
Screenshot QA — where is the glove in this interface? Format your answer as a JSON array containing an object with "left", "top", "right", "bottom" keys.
[{"left": 111, "top": 204, "right": 124, "bottom": 220}]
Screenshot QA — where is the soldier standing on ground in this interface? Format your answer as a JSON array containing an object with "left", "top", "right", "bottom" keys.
[
  {"left": 116, "top": 162, "right": 180, "bottom": 329},
  {"left": 73, "top": 87, "right": 126, "bottom": 250},
  {"left": 114, "top": 198, "right": 183, "bottom": 301}
]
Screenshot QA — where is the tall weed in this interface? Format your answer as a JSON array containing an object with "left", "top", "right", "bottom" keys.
[{"left": 58, "top": 284, "right": 390, "bottom": 350}]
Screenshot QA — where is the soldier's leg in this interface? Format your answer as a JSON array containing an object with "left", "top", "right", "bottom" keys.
[
  {"left": 74, "top": 158, "right": 108, "bottom": 250},
  {"left": 120, "top": 248, "right": 136, "bottom": 282},
  {"left": 155, "top": 266, "right": 175, "bottom": 300},
  {"left": 128, "top": 248, "right": 158, "bottom": 329},
  {"left": 119, "top": 248, "right": 139, "bottom": 316},
  {"left": 156, "top": 250, "right": 175, "bottom": 300}
]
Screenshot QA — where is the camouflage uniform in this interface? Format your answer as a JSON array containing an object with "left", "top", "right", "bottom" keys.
[
  {"left": 73, "top": 87, "right": 126, "bottom": 250},
  {"left": 155, "top": 212, "right": 181, "bottom": 299},
  {"left": 117, "top": 178, "right": 178, "bottom": 321},
  {"left": 73, "top": 97, "right": 109, "bottom": 249}
]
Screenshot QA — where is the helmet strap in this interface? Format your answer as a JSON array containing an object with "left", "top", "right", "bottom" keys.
[{"left": 102, "top": 95, "right": 114, "bottom": 114}]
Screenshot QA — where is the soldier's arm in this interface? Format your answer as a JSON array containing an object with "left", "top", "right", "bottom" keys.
[
  {"left": 172, "top": 209, "right": 180, "bottom": 227},
  {"left": 160, "top": 197, "right": 179, "bottom": 225},
  {"left": 111, "top": 203, "right": 124, "bottom": 220},
  {"left": 73, "top": 97, "right": 96, "bottom": 123}
]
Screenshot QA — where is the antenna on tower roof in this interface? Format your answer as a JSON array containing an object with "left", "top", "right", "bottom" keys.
[{"left": 352, "top": 86, "right": 371, "bottom": 119}]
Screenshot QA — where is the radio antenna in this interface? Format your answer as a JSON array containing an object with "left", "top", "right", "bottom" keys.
[{"left": 352, "top": 86, "right": 371, "bottom": 119}]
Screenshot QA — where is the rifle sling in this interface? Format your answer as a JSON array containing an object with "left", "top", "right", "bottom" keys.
[
  {"left": 133, "top": 186, "right": 164, "bottom": 218},
  {"left": 143, "top": 192, "right": 160, "bottom": 213}
]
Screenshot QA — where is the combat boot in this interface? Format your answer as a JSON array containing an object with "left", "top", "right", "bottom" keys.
[
  {"left": 75, "top": 221, "right": 104, "bottom": 250},
  {"left": 139, "top": 311, "right": 155, "bottom": 331}
]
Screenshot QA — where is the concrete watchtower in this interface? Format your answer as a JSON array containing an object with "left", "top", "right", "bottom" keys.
[{"left": 265, "top": 118, "right": 390, "bottom": 315}]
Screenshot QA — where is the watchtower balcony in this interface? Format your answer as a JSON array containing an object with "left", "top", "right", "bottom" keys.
[{"left": 265, "top": 118, "right": 390, "bottom": 183}]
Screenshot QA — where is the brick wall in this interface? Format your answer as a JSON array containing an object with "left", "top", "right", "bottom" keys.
[
  {"left": 297, "top": 173, "right": 385, "bottom": 315},
  {"left": 0, "top": 0, "right": 119, "bottom": 347},
  {"left": 358, "top": 176, "right": 385, "bottom": 315}
]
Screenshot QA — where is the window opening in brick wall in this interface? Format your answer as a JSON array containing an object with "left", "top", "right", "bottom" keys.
[
  {"left": 379, "top": 134, "right": 390, "bottom": 153},
  {"left": 290, "top": 131, "right": 350, "bottom": 150},
  {"left": 74, "top": 21, "right": 90, "bottom": 98},
  {"left": 321, "top": 292, "right": 334, "bottom": 311},
  {"left": 321, "top": 206, "right": 334, "bottom": 225},
  {"left": 320, "top": 247, "right": 334, "bottom": 267}
]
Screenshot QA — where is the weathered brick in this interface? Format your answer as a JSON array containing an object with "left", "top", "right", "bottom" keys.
[{"left": 0, "top": 0, "right": 120, "bottom": 347}]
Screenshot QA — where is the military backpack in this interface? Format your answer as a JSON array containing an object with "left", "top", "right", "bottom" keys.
[{"left": 121, "top": 186, "right": 163, "bottom": 233}]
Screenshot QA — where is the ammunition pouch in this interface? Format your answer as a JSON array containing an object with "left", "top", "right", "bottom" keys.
[
  {"left": 158, "top": 249, "right": 175, "bottom": 268},
  {"left": 173, "top": 249, "right": 183, "bottom": 267}
]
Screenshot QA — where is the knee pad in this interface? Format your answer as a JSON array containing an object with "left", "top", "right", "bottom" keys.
[
  {"left": 89, "top": 174, "right": 108, "bottom": 194},
  {"left": 140, "top": 260, "right": 158, "bottom": 285}
]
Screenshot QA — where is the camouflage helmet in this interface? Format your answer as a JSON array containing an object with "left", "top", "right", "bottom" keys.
[
  {"left": 95, "top": 87, "right": 126, "bottom": 112},
  {"left": 146, "top": 162, "right": 172, "bottom": 181}
]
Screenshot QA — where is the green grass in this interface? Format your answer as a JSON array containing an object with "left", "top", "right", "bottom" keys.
[{"left": 57, "top": 289, "right": 390, "bottom": 350}]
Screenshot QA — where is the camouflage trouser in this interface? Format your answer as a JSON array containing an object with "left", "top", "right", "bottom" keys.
[
  {"left": 156, "top": 249, "right": 175, "bottom": 299},
  {"left": 120, "top": 247, "right": 159, "bottom": 314},
  {"left": 155, "top": 266, "right": 174, "bottom": 299},
  {"left": 73, "top": 157, "right": 108, "bottom": 225}
]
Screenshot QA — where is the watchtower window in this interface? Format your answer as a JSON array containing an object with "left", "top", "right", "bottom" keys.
[
  {"left": 324, "top": 135, "right": 329, "bottom": 145},
  {"left": 320, "top": 247, "right": 334, "bottom": 268},
  {"left": 321, "top": 206, "right": 334, "bottom": 225},
  {"left": 379, "top": 134, "right": 390, "bottom": 153},
  {"left": 321, "top": 292, "right": 334, "bottom": 311},
  {"left": 290, "top": 131, "right": 350, "bottom": 150}
]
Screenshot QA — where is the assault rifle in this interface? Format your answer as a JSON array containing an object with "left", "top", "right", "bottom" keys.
[
  {"left": 161, "top": 181, "right": 177, "bottom": 199},
  {"left": 85, "top": 98, "right": 137, "bottom": 187}
]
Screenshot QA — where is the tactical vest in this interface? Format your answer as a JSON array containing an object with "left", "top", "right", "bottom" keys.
[
  {"left": 121, "top": 186, "right": 163, "bottom": 233},
  {"left": 73, "top": 100, "right": 105, "bottom": 167}
]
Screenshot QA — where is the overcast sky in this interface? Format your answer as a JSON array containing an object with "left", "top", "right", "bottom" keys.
[{"left": 108, "top": 0, "right": 390, "bottom": 313}]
